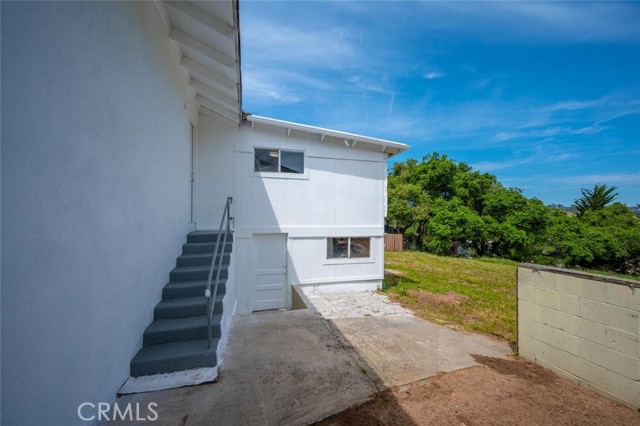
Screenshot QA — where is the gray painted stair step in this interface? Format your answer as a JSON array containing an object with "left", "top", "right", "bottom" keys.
[
  {"left": 154, "top": 295, "right": 222, "bottom": 319},
  {"left": 143, "top": 314, "right": 222, "bottom": 346},
  {"left": 162, "top": 279, "right": 227, "bottom": 299},
  {"left": 187, "top": 231, "right": 234, "bottom": 243},
  {"left": 169, "top": 265, "right": 229, "bottom": 282},
  {"left": 182, "top": 241, "right": 233, "bottom": 254},
  {"left": 130, "top": 339, "right": 219, "bottom": 377},
  {"left": 177, "top": 253, "right": 230, "bottom": 267}
]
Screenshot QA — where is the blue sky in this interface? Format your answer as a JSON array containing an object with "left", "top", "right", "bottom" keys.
[{"left": 240, "top": 1, "right": 640, "bottom": 206}]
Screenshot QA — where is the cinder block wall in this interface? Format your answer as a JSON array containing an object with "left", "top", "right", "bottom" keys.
[{"left": 517, "top": 264, "right": 639, "bottom": 409}]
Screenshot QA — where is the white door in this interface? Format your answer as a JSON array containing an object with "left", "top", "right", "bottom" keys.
[{"left": 253, "top": 234, "right": 287, "bottom": 311}]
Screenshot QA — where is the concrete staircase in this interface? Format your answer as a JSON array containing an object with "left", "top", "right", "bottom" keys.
[{"left": 130, "top": 231, "right": 232, "bottom": 377}]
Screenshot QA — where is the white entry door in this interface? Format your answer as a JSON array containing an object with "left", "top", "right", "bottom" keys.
[{"left": 253, "top": 234, "right": 287, "bottom": 311}]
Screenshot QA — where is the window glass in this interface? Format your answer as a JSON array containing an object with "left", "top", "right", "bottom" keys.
[
  {"left": 254, "top": 148, "right": 278, "bottom": 172},
  {"left": 327, "top": 237, "right": 371, "bottom": 259},
  {"left": 327, "top": 237, "right": 349, "bottom": 258},
  {"left": 280, "top": 151, "right": 304, "bottom": 174},
  {"left": 350, "top": 238, "right": 371, "bottom": 258}
]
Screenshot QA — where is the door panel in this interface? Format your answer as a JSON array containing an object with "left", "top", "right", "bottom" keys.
[{"left": 253, "top": 234, "right": 287, "bottom": 311}]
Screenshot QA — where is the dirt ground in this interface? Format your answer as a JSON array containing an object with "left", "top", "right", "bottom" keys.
[{"left": 315, "top": 355, "right": 639, "bottom": 426}]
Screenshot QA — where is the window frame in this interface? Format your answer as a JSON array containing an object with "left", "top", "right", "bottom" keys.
[
  {"left": 325, "top": 236, "right": 373, "bottom": 264},
  {"left": 251, "top": 147, "right": 308, "bottom": 179}
]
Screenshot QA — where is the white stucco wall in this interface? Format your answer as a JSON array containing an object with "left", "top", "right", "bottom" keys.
[
  {"left": 197, "top": 116, "right": 388, "bottom": 313},
  {"left": 1, "top": 3, "right": 195, "bottom": 425},
  {"left": 195, "top": 115, "right": 236, "bottom": 229}
]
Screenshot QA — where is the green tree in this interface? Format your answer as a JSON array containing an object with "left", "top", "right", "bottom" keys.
[
  {"left": 572, "top": 184, "right": 619, "bottom": 217},
  {"left": 386, "top": 153, "right": 639, "bottom": 276}
]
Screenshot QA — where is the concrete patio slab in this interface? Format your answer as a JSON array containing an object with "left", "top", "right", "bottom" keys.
[
  {"left": 104, "top": 309, "right": 377, "bottom": 426},
  {"left": 106, "top": 292, "right": 513, "bottom": 425},
  {"left": 329, "top": 314, "right": 513, "bottom": 388},
  {"left": 307, "top": 290, "right": 512, "bottom": 388}
]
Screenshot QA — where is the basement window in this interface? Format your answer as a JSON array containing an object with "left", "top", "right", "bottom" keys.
[
  {"left": 327, "top": 237, "right": 371, "bottom": 259},
  {"left": 254, "top": 148, "right": 304, "bottom": 174}
]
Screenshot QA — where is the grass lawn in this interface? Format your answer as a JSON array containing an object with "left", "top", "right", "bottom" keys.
[{"left": 383, "top": 251, "right": 518, "bottom": 342}]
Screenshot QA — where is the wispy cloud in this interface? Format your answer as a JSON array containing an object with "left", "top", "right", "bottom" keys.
[
  {"left": 410, "top": 2, "right": 640, "bottom": 44},
  {"left": 423, "top": 71, "right": 446, "bottom": 80},
  {"left": 242, "top": 19, "right": 358, "bottom": 69},
  {"left": 471, "top": 143, "right": 579, "bottom": 172},
  {"left": 540, "top": 99, "right": 604, "bottom": 112},
  {"left": 494, "top": 124, "right": 608, "bottom": 142},
  {"left": 241, "top": 72, "right": 301, "bottom": 104},
  {"left": 548, "top": 172, "right": 640, "bottom": 185}
]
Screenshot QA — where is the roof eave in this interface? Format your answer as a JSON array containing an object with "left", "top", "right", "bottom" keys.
[{"left": 244, "top": 114, "right": 410, "bottom": 156}]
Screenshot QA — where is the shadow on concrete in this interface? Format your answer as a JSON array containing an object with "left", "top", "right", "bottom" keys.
[{"left": 102, "top": 307, "right": 418, "bottom": 426}]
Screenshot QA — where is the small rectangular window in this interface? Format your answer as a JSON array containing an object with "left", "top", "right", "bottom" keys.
[
  {"left": 254, "top": 148, "right": 304, "bottom": 174},
  {"left": 254, "top": 148, "right": 279, "bottom": 172},
  {"left": 280, "top": 150, "right": 304, "bottom": 173},
  {"left": 350, "top": 238, "right": 371, "bottom": 258},
  {"left": 327, "top": 237, "right": 371, "bottom": 259}
]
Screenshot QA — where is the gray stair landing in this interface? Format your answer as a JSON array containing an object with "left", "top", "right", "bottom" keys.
[{"left": 128, "top": 230, "right": 233, "bottom": 378}]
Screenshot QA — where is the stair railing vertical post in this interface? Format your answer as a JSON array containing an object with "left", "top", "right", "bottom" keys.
[{"left": 205, "top": 197, "right": 232, "bottom": 350}]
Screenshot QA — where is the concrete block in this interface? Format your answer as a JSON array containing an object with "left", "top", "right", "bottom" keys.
[
  {"left": 519, "top": 335, "right": 556, "bottom": 365},
  {"left": 578, "top": 379, "right": 638, "bottom": 410},
  {"left": 518, "top": 267, "right": 555, "bottom": 290},
  {"left": 606, "top": 327, "right": 640, "bottom": 358},
  {"left": 557, "top": 275, "right": 606, "bottom": 302},
  {"left": 544, "top": 363, "right": 580, "bottom": 385},
  {"left": 580, "top": 338, "right": 639, "bottom": 380},
  {"left": 606, "top": 369, "right": 640, "bottom": 408},
  {"left": 606, "top": 283, "right": 640, "bottom": 311},
  {"left": 518, "top": 349, "right": 535, "bottom": 363},
  {"left": 518, "top": 334, "right": 537, "bottom": 355},
  {"left": 580, "top": 299, "right": 639, "bottom": 334},
  {"left": 518, "top": 316, "right": 536, "bottom": 339},
  {"left": 517, "top": 283, "right": 536, "bottom": 303},
  {"left": 518, "top": 300, "right": 536, "bottom": 321},
  {"left": 535, "top": 304, "right": 558, "bottom": 328},
  {"left": 532, "top": 337, "right": 557, "bottom": 365},
  {"left": 561, "top": 351, "right": 608, "bottom": 387},
  {"left": 536, "top": 288, "right": 579, "bottom": 315},
  {"left": 536, "top": 323, "right": 580, "bottom": 355},
  {"left": 556, "top": 311, "right": 606, "bottom": 346}
]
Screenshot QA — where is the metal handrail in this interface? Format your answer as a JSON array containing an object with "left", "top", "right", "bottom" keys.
[{"left": 205, "top": 197, "right": 233, "bottom": 349}]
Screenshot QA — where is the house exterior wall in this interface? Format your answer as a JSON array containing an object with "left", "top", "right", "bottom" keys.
[
  {"left": 198, "top": 116, "right": 388, "bottom": 314},
  {"left": 517, "top": 264, "right": 639, "bottom": 409},
  {"left": 1, "top": 3, "right": 196, "bottom": 425}
]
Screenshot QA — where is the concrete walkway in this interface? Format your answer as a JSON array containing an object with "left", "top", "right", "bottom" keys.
[
  {"left": 106, "top": 292, "right": 512, "bottom": 426},
  {"left": 306, "top": 291, "right": 512, "bottom": 389}
]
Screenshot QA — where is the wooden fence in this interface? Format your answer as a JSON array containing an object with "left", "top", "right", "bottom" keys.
[{"left": 384, "top": 233, "right": 403, "bottom": 252}]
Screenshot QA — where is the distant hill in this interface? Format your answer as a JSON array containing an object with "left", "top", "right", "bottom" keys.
[
  {"left": 548, "top": 203, "right": 640, "bottom": 217},
  {"left": 547, "top": 204, "right": 576, "bottom": 215}
]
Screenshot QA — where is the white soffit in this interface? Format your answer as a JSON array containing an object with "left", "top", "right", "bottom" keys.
[
  {"left": 163, "top": 0, "right": 242, "bottom": 124},
  {"left": 245, "top": 115, "right": 410, "bottom": 156}
]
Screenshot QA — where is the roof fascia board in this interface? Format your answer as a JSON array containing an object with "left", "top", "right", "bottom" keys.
[{"left": 245, "top": 114, "right": 409, "bottom": 152}]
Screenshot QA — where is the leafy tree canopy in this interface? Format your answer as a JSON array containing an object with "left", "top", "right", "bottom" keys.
[{"left": 387, "top": 153, "right": 640, "bottom": 276}]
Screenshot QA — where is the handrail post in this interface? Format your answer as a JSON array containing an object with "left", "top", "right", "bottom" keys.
[{"left": 205, "top": 197, "right": 232, "bottom": 350}]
